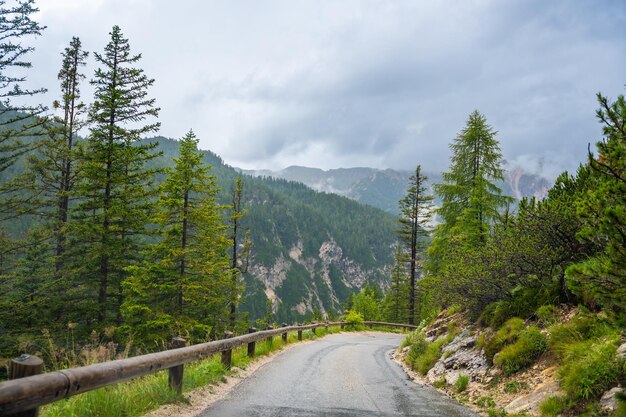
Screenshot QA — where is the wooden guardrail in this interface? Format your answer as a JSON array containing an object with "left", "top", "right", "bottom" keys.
[{"left": 0, "top": 321, "right": 417, "bottom": 415}]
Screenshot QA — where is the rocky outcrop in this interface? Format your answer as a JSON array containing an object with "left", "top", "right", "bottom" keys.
[
  {"left": 504, "top": 379, "right": 561, "bottom": 415},
  {"left": 426, "top": 331, "right": 489, "bottom": 387},
  {"left": 248, "top": 239, "right": 387, "bottom": 316}
]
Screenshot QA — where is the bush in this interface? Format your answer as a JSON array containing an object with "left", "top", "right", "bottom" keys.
[
  {"left": 455, "top": 374, "right": 469, "bottom": 392},
  {"left": 539, "top": 396, "right": 565, "bottom": 417},
  {"left": 484, "top": 318, "right": 525, "bottom": 364},
  {"left": 407, "top": 334, "right": 429, "bottom": 364},
  {"left": 558, "top": 337, "right": 621, "bottom": 401},
  {"left": 343, "top": 310, "right": 364, "bottom": 330},
  {"left": 536, "top": 305, "right": 558, "bottom": 327},
  {"left": 494, "top": 326, "right": 547, "bottom": 375},
  {"left": 476, "top": 396, "right": 496, "bottom": 409},
  {"left": 405, "top": 332, "right": 450, "bottom": 375},
  {"left": 548, "top": 314, "right": 614, "bottom": 358},
  {"left": 503, "top": 380, "right": 528, "bottom": 394},
  {"left": 433, "top": 377, "right": 447, "bottom": 389}
]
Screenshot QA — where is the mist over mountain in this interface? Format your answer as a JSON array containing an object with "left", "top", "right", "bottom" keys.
[{"left": 242, "top": 163, "right": 551, "bottom": 214}]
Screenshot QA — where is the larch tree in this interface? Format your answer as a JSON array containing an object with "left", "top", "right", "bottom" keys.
[
  {"left": 122, "top": 130, "right": 231, "bottom": 346},
  {"left": 72, "top": 25, "right": 160, "bottom": 325},
  {"left": 429, "top": 110, "right": 512, "bottom": 272},
  {"left": 397, "top": 165, "right": 433, "bottom": 324}
]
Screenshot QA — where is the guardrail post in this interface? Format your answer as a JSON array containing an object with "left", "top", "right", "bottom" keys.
[
  {"left": 266, "top": 325, "right": 273, "bottom": 345},
  {"left": 312, "top": 322, "right": 317, "bottom": 335},
  {"left": 281, "top": 323, "right": 288, "bottom": 342},
  {"left": 247, "top": 327, "right": 257, "bottom": 357},
  {"left": 340, "top": 322, "right": 345, "bottom": 330},
  {"left": 221, "top": 331, "right": 235, "bottom": 369},
  {"left": 8, "top": 354, "right": 43, "bottom": 417},
  {"left": 297, "top": 328, "right": 303, "bottom": 340},
  {"left": 168, "top": 337, "right": 186, "bottom": 395}
]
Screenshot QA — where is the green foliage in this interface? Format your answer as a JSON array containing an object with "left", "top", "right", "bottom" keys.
[
  {"left": 382, "top": 244, "right": 410, "bottom": 323},
  {"left": 429, "top": 110, "right": 512, "bottom": 270},
  {"left": 548, "top": 314, "right": 614, "bottom": 358},
  {"left": 121, "top": 131, "right": 231, "bottom": 347},
  {"left": 557, "top": 336, "right": 621, "bottom": 401},
  {"left": 0, "top": 0, "right": 47, "bottom": 173},
  {"left": 351, "top": 284, "right": 381, "bottom": 321},
  {"left": 536, "top": 305, "right": 558, "bottom": 327},
  {"left": 343, "top": 310, "right": 364, "bottom": 330},
  {"left": 433, "top": 377, "right": 447, "bottom": 389},
  {"left": 484, "top": 318, "right": 525, "bottom": 363},
  {"left": 406, "top": 333, "right": 449, "bottom": 375},
  {"left": 71, "top": 25, "right": 161, "bottom": 325},
  {"left": 476, "top": 396, "right": 496, "bottom": 409},
  {"left": 539, "top": 396, "right": 566, "bottom": 417},
  {"left": 494, "top": 326, "right": 547, "bottom": 375},
  {"left": 567, "top": 92, "right": 626, "bottom": 314},
  {"left": 454, "top": 374, "right": 469, "bottom": 392},
  {"left": 503, "top": 380, "right": 528, "bottom": 394}
]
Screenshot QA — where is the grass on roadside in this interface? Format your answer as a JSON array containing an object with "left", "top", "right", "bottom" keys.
[{"left": 41, "top": 325, "right": 348, "bottom": 417}]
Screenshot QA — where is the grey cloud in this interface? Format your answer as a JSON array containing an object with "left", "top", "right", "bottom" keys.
[{"left": 28, "top": 0, "right": 626, "bottom": 175}]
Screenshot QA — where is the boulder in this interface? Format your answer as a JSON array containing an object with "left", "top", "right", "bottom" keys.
[
  {"left": 504, "top": 379, "right": 561, "bottom": 415},
  {"left": 600, "top": 386, "right": 623, "bottom": 412},
  {"left": 616, "top": 342, "right": 626, "bottom": 360}
]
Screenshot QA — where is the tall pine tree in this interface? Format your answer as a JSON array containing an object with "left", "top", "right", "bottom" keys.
[
  {"left": 72, "top": 26, "right": 160, "bottom": 326},
  {"left": 122, "top": 131, "right": 231, "bottom": 347},
  {"left": 397, "top": 165, "right": 432, "bottom": 324}
]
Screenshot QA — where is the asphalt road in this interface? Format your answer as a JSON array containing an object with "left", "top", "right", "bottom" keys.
[{"left": 197, "top": 332, "right": 479, "bottom": 417}]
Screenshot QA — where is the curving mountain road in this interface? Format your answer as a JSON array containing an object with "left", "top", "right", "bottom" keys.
[{"left": 197, "top": 332, "right": 478, "bottom": 417}]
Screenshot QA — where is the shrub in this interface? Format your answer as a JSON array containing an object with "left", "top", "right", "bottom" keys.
[
  {"left": 455, "top": 374, "right": 469, "bottom": 392},
  {"left": 407, "top": 334, "right": 429, "bottom": 364},
  {"left": 503, "top": 380, "right": 528, "bottom": 394},
  {"left": 558, "top": 337, "right": 621, "bottom": 401},
  {"left": 343, "top": 310, "right": 364, "bottom": 330},
  {"left": 539, "top": 396, "right": 566, "bottom": 417},
  {"left": 487, "top": 409, "right": 507, "bottom": 417},
  {"left": 476, "top": 396, "right": 496, "bottom": 409},
  {"left": 433, "top": 377, "right": 447, "bottom": 389},
  {"left": 484, "top": 318, "right": 525, "bottom": 364},
  {"left": 536, "top": 305, "right": 558, "bottom": 327},
  {"left": 406, "top": 333, "right": 449, "bottom": 375},
  {"left": 401, "top": 330, "right": 423, "bottom": 349},
  {"left": 494, "top": 326, "right": 547, "bottom": 375},
  {"left": 548, "top": 314, "right": 614, "bottom": 358}
]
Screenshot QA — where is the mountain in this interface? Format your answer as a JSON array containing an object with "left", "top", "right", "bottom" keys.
[
  {"left": 243, "top": 163, "right": 551, "bottom": 214},
  {"left": 0, "top": 136, "right": 397, "bottom": 324}
]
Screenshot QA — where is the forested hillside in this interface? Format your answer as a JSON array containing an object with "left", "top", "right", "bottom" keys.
[{"left": 147, "top": 137, "right": 397, "bottom": 322}]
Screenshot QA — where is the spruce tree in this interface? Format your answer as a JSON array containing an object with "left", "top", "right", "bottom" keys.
[
  {"left": 0, "top": 0, "right": 46, "bottom": 172},
  {"left": 397, "top": 165, "right": 432, "bottom": 324},
  {"left": 122, "top": 131, "right": 231, "bottom": 346},
  {"left": 382, "top": 244, "right": 409, "bottom": 323},
  {"left": 430, "top": 111, "right": 512, "bottom": 270},
  {"left": 72, "top": 25, "right": 160, "bottom": 325}
]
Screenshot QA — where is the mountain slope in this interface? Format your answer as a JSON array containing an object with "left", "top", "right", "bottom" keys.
[{"left": 244, "top": 164, "right": 550, "bottom": 214}]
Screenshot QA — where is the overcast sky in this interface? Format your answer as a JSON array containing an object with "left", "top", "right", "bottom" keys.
[{"left": 27, "top": 0, "right": 626, "bottom": 178}]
